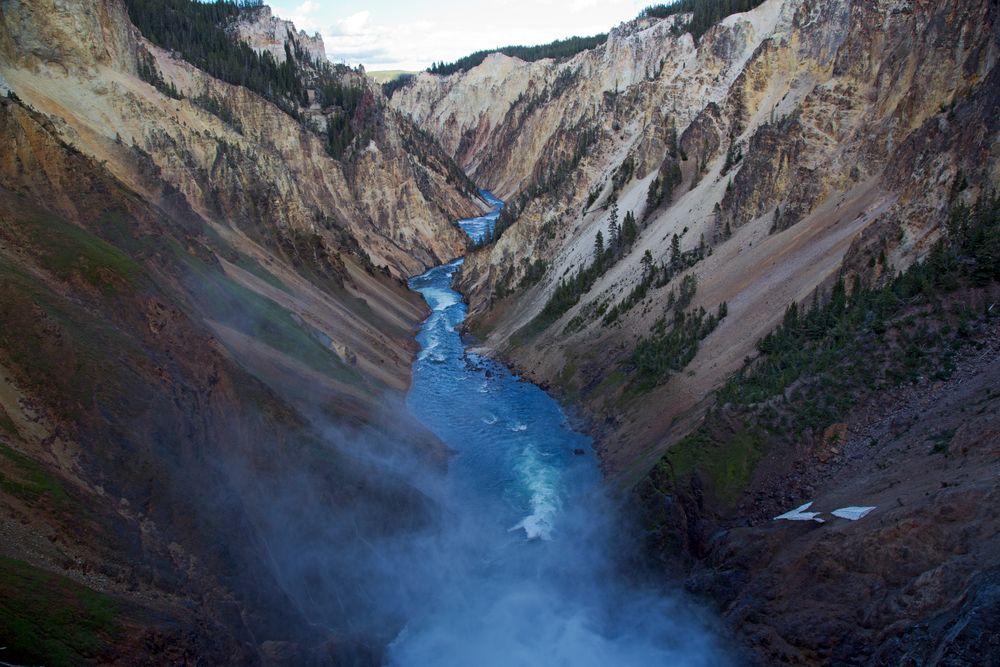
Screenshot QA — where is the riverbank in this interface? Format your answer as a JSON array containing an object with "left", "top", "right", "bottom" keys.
[{"left": 390, "top": 195, "right": 734, "bottom": 665}]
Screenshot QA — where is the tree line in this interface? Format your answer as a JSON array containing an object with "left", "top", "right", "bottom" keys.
[
  {"left": 720, "top": 193, "right": 1000, "bottom": 412},
  {"left": 640, "top": 0, "right": 769, "bottom": 40},
  {"left": 602, "top": 231, "right": 708, "bottom": 325},
  {"left": 125, "top": 0, "right": 305, "bottom": 110},
  {"left": 428, "top": 34, "right": 609, "bottom": 77},
  {"left": 639, "top": 193, "right": 999, "bottom": 516},
  {"left": 382, "top": 74, "right": 416, "bottom": 99},
  {"left": 517, "top": 203, "right": 640, "bottom": 338},
  {"left": 627, "top": 298, "right": 728, "bottom": 390},
  {"left": 123, "top": 0, "right": 369, "bottom": 159}
]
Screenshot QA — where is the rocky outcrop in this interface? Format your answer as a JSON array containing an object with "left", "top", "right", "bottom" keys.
[
  {"left": 0, "top": 0, "right": 478, "bottom": 663},
  {"left": 0, "top": 0, "right": 475, "bottom": 279},
  {"left": 393, "top": 0, "right": 1000, "bottom": 663},
  {"left": 228, "top": 5, "right": 326, "bottom": 64},
  {"left": 675, "top": 320, "right": 1000, "bottom": 665},
  {"left": 395, "top": 0, "right": 999, "bottom": 475}
]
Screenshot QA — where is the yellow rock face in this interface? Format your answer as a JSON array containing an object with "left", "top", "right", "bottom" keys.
[{"left": 394, "top": 0, "right": 999, "bottom": 476}]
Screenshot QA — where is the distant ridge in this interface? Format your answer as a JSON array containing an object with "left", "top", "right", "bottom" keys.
[{"left": 369, "top": 69, "right": 418, "bottom": 84}]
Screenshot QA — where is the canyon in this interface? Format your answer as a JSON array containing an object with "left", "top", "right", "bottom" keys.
[
  {"left": 390, "top": 0, "right": 1000, "bottom": 663},
  {"left": 0, "top": 0, "right": 998, "bottom": 664}
]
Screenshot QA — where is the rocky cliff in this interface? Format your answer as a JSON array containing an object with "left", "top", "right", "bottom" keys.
[
  {"left": 1, "top": 0, "right": 478, "bottom": 280},
  {"left": 0, "top": 0, "right": 478, "bottom": 663},
  {"left": 229, "top": 5, "right": 326, "bottom": 65},
  {"left": 393, "top": 0, "right": 999, "bottom": 474},
  {"left": 392, "top": 0, "right": 1000, "bottom": 663}
]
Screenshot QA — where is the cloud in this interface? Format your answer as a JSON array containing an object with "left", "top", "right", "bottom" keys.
[
  {"left": 280, "top": 0, "right": 323, "bottom": 34},
  {"left": 330, "top": 10, "right": 372, "bottom": 36},
  {"left": 272, "top": 0, "right": 650, "bottom": 71},
  {"left": 322, "top": 12, "right": 444, "bottom": 69}
]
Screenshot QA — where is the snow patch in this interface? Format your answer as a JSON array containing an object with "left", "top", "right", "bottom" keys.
[
  {"left": 831, "top": 506, "right": 876, "bottom": 521},
  {"left": 774, "top": 501, "right": 825, "bottom": 522}
]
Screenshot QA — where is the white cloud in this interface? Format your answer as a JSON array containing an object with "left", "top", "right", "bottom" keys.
[
  {"left": 330, "top": 10, "right": 372, "bottom": 36},
  {"left": 272, "top": 0, "right": 648, "bottom": 71},
  {"left": 281, "top": 1, "right": 323, "bottom": 34}
]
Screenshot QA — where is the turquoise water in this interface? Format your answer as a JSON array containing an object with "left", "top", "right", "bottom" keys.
[
  {"left": 388, "top": 192, "right": 730, "bottom": 666},
  {"left": 456, "top": 189, "right": 504, "bottom": 243}
]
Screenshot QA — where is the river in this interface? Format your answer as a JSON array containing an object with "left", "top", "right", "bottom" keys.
[{"left": 388, "top": 191, "right": 730, "bottom": 666}]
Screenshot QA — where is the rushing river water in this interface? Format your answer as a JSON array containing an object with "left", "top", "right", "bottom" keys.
[{"left": 388, "top": 191, "right": 729, "bottom": 666}]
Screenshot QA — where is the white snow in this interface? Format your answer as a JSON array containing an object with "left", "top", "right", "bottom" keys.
[
  {"left": 831, "top": 506, "right": 876, "bottom": 521},
  {"left": 774, "top": 501, "right": 825, "bottom": 523}
]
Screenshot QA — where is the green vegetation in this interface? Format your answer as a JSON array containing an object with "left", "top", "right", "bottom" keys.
[
  {"left": 645, "top": 159, "right": 683, "bottom": 219},
  {"left": 0, "top": 266, "right": 143, "bottom": 425},
  {"left": 718, "top": 196, "right": 1000, "bottom": 413},
  {"left": 0, "top": 557, "right": 117, "bottom": 667},
  {"left": 428, "top": 34, "right": 609, "bottom": 76},
  {"left": 517, "top": 205, "right": 640, "bottom": 338},
  {"left": 368, "top": 70, "right": 418, "bottom": 84},
  {"left": 627, "top": 295, "right": 728, "bottom": 390},
  {"left": 382, "top": 73, "right": 416, "bottom": 98},
  {"left": 928, "top": 428, "right": 956, "bottom": 456},
  {"left": 603, "top": 232, "right": 708, "bottom": 325},
  {"left": 612, "top": 155, "right": 636, "bottom": 195},
  {"left": 0, "top": 442, "right": 68, "bottom": 508},
  {"left": 639, "top": 0, "right": 769, "bottom": 40},
  {"left": 191, "top": 89, "right": 243, "bottom": 133},
  {"left": 123, "top": 0, "right": 369, "bottom": 158},
  {"left": 19, "top": 211, "right": 143, "bottom": 295},
  {"left": 644, "top": 120, "right": 683, "bottom": 219},
  {"left": 640, "top": 194, "right": 1000, "bottom": 512},
  {"left": 375, "top": 71, "right": 419, "bottom": 99},
  {"left": 494, "top": 257, "right": 548, "bottom": 299},
  {"left": 653, "top": 428, "right": 762, "bottom": 504},
  {"left": 481, "top": 121, "right": 598, "bottom": 248},
  {"left": 556, "top": 360, "right": 580, "bottom": 400},
  {"left": 136, "top": 50, "right": 182, "bottom": 99},
  {"left": 317, "top": 80, "right": 370, "bottom": 158},
  {"left": 720, "top": 136, "right": 744, "bottom": 175},
  {"left": 124, "top": 0, "right": 303, "bottom": 110},
  {"left": 232, "top": 253, "right": 291, "bottom": 293},
  {"left": 178, "top": 253, "right": 366, "bottom": 388},
  {"left": 518, "top": 258, "right": 548, "bottom": 290},
  {"left": 0, "top": 407, "right": 16, "bottom": 436}
]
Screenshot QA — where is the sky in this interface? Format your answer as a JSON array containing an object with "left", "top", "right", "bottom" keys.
[{"left": 268, "top": 0, "right": 652, "bottom": 72}]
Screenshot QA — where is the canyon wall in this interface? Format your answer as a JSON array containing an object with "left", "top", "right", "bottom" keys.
[
  {"left": 0, "top": 0, "right": 478, "bottom": 662},
  {"left": 392, "top": 0, "right": 999, "bottom": 475},
  {"left": 392, "top": 0, "right": 1000, "bottom": 663}
]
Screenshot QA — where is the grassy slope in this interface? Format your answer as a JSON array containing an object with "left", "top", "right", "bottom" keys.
[
  {"left": 0, "top": 92, "right": 437, "bottom": 661},
  {"left": 640, "top": 195, "right": 1000, "bottom": 520},
  {"left": 0, "top": 557, "right": 118, "bottom": 667}
]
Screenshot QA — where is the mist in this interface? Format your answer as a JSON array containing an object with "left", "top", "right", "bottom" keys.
[
  {"left": 206, "top": 258, "right": 732, "bottom": 665},
  {"left": 175, "top": 203, "right": 733, "bottom": 663}
]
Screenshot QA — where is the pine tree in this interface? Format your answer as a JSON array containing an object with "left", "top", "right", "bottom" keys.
[
  {"left": 646, "top": 176, "right": 662, "bottom": 215},
  {"left": 594, "top": 230, "right": 605, "bottom": 263},
  {"left": 608, "top": 203, "right": 620, "bottom": 249},
  {"left": 641, "top": 249, "right": 654, "bottom": 277},
  {"left": 622, "top": 210, "right": 638, "bottom": 247},
  {"left": 670, "top": 233, "right": 681, "bottom": 267}
]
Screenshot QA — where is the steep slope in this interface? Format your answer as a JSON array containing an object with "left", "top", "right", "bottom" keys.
[
  {"left": 392, "top": 0, "right": 1000, "bottom": 663},
  {"left": 393, "top": 0, "right": 999, "bottom": 476},
  {"left": 0, "top": 0, "right": 480, "bottom": 663},
  {"left": 1, "top": 0, "right": 478, "bottom": 279}
]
